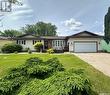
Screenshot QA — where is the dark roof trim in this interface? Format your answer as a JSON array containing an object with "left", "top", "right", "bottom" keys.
[
  {"left": 16, "top": 34, "right": 36, "bottom": 38},
  {"left": 15, "top": 34, "right": 67, "bottom": 40},
  {"left": 15, "top": 31, "right": 103, "bottom": 40},
  {"left": 67, "top": 31, "right": 103, "bottom": 38},
  {"left": 41, "top": 36, "right": 66, "bottom": 40}
]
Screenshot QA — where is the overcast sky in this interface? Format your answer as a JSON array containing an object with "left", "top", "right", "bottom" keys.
[{"left": 0, "top": 0, "right": 110, "bottom": 36}]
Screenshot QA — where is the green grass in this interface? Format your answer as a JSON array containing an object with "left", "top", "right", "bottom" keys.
[{"left": 0, "top": 53, "right": 110, "bottom": 93}]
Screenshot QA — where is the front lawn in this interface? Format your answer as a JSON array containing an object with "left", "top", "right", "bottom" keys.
[{"left": 0, "top": 54, "right": 110, "bottom": 93}]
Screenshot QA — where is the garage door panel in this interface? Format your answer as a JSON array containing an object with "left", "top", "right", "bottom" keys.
[{"left": 74, "top": 42, "right": 97, "bottom": 52}]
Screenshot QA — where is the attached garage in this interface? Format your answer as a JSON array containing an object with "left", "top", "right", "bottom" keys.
[
  {"left": 74, "top": 41, "right": 97, "bottom": 53},
  {"left": 68, "top": 31, "right": 103, "bottom": 53}
]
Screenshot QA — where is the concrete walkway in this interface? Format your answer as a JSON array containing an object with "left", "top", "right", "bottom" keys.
[{"left": 74, "top": 53, "right": 110, "bottom": 77}]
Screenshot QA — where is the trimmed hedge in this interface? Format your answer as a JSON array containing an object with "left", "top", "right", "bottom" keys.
[{"left": 1, "top": 43, "right": 23, "bottom": 53}]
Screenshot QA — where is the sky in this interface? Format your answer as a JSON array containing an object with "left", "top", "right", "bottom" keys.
[{"left": 0, "top": 0, "right": 110, "bottom": 36}]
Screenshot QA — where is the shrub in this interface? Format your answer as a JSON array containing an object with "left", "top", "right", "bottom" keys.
[
  {"left": 18, "top": 69, "right": 97, "bottom": 95},
  {"left": 1, "top": 43, "right": 22, "bottom": 53},
  {"left": 27, "top": 65, "right": 53, "bottom": 78},
  {"left": 24, "top": 47, "right": 30, "bottom": 52},
  {"left": 0, "top": 57, "right": 65, "bottom": 94},
  {"left": 0, "top": 57, "right": 97, "bottom": 95},
  {"left": 0, "top": 76, "right": 28, "bottom": 95},
  {"left": 28, "top": 49, "right": 32, "bottom": 54},
  {"left": 25, "top": 57, "right": 64, "bottom": 77},
  {"left": 26, "top": 57, "right": 43, "bottom": 65},
  {"left": 46, "top": 57, "right": 64, "bottom": 71},
  {"left": 47, "top": 48, "right": 54, "bottom": 54},
  {"left": 14, "top": 51, "right": 18, "bottom": 54},
  {"left": 33, "top": 42, "right": 43, "bottom": 52}
]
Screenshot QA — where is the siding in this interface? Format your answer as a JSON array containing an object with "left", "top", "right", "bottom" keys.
[{"left": 68, "top": 38, "right": 102, "bottom": 52}]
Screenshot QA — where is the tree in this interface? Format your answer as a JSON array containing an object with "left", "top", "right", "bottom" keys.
[
  {"left": 104, "top": 7, "right": 110, "bottom": 40},
  {"left": 1, "top": 29, "right": 22, "bottom": 38},
  {"left": 22, "top": 22, "right": 57, "bottom": 36},
  {"left": 21, "top": 24, "right": 37, "bottom": 35},
  {"left": 34, "top": 42, "right": 43, "bottom": 52},
  {"left": 36, "top": 22, "right": 57, "bottom": 36},
  {"left": 8, "top": 0, "right": 22, "bottom": 5}
]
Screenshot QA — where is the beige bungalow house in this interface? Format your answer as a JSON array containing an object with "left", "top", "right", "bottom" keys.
[{"left": 14, "top": 31, "right": 103, "bottom": 53}]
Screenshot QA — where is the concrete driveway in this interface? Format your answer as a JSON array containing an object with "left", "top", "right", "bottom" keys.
[{"left": 74, "top": 53, "right": 110, "bottom": 77}]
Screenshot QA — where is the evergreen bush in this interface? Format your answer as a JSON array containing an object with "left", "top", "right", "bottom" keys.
[
  {"left": 0, "top": 57, "right": 97, "bottom": 95},
  {"left": 1, "top": 43, "right": 22, "bottom": 53}
]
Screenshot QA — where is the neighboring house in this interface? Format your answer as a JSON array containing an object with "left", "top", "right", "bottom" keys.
[
  {"left": 0, "top": 36, "right": 13, "bottom": 49},
  {"left": 14, "top": 31, "right": 103, "bottom": 53}
]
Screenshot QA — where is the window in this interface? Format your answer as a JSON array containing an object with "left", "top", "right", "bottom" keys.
[
  {"left": 24, "top": 40, "right": 26, "bottom": 45},
  {"left": 17, "top": 40, "right": 18, "bottom": 44},
  {"left": 68, "top": 42, "right": 69, "bottom": 45},
  {"left": 33, "top": 40, "right": 37, "bottom": 45},
  {"left": 18, "top": 40, "right": 21, "bottom": 44},
  {"left": 17, "top": 40, "right": 26, "bottom": 45},
  {"left": 56, "top": 40, "right": 57, "bottom": 46},
  {"left": 33, "top": 40, "right": 40, "bottom": 45},
  {"left": 33, "top": 40, "right": 35, "bottom": 45},
  {"left": 22, "top": 40, "right": 24, "bottom": 44},
  {"left": 52, "top": 40, "right": 55, "bottom": 46},
  {"left": 60, "top": 41, "right": 62, "bottom": 46},
  {"left": 58, "top": 41, "right": 59, "bottom": 46},
  {"left": 63, "top": 41, "right": 65, "bottom": 45}
]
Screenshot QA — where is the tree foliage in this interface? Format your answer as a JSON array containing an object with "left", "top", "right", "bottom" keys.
[
  {"left": 21, "top": 25, "right": 37, "bottom": 35},
  {"left": 0, "top": 30, "right": 22, "bottom": 38},
  {"left": 8, "top": 0, "right": 22, "bottom": 5},
  {"left": 104, "top": 7, "right": 110, "bottom": 41},
  {"left": 34, "top": 42, "right": 43, "bottom": 52},
  {"left": 0, "top": 22, "right": 57, "bottom": 38},
  {"left": 22, "top": 22, "right": 57, "bottom": 36}
]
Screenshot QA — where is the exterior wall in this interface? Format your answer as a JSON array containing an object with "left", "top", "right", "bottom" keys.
[
  {"left": 17, "top": 39, "right": 66, "bottom": 51},
  {"left": 16, "top": 37, "right": 103, "bottom": 52},
  {"left": 16, "top": 40, "right": 44, "bottom": 51},
  {"left": 23, "top": 40, "right": 35, "bottom": 51},
  {"left": 68, "top": 38, "right": 102, "bottom": 52}
]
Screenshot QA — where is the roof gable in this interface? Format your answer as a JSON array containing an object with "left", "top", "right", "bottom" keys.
[{"left": 69, "top": 31, "right": 102, "bottom": 38}]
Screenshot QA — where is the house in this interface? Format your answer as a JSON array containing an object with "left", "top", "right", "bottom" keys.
[
  {"left": 14, "top": 31, "right": 103, "bottom": 53},
  {"left": 0, "top": 36, "right": 13, "bottom": 49}
]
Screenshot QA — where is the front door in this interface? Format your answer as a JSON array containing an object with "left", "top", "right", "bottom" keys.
[
  {"left": 44, "top": 40, "right": 48, "bottom": 49},
  {"left": 44, "top": 40, "right": 52, "bottom": 49}
]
